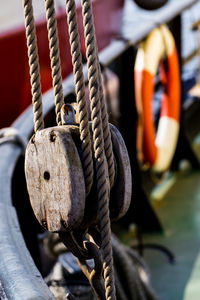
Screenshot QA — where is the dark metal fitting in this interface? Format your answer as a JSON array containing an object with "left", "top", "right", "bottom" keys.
[
  {"left": 0, "top": 127, "right": 27, "bottom": 151},
  {"left": 59, "top": 231, "right": 92, "bottom": 261},
  {"left": 77, "top": 241, "right": 106, "bottom": 300}
]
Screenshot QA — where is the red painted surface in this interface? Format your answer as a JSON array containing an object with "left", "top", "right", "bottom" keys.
[
  {"left": 0, "top": 0, "right": 124, "bottom": 127},
  {"left": 160, "top": 47, "right": 180, "bottom": 121},
  {"left": 135, "top": 45, "right": 180, "bottom": 166},
  {"left": 141, "top": 71, "right": 157, "bottom": 165}
]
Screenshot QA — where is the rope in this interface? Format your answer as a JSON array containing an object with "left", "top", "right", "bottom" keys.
[
  {"left": 65, "top": 0, "right": 93, "bottom": 195},
  {"left": 97, "top": 62, "right": 115, "bottom": 189},
  {"left": 81, "top": 0, "right": 116, "bottom": 299},
  {"left": 44, "top": 232, "right": 158, "bottom": 300},
  {"left": 24, "top": 0, "right": 116, "bottom": 297},
  {"left": 23, "top": 0, "right": 44, "bottom": 132},
  {"left": 45, "top": 0, "right": 64, "bottom": 126},
  {"left": 112, "top": 236, "right": 159, "bottom": 300},
  {"left": 114, "top": 271, "right": 128, "bottom": 300},
  {"left": 112, "top": 236, "right": 145, "bottom": 300}
]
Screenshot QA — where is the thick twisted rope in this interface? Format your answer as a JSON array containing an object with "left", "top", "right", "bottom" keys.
[
  {"left": 112, "top": 236, "right": 146, "bottom": 300},
  {"left": 112, "top": 236, "right": 159, "bottom": 300},
  {"left": 65, "top": 0, "right": 93, "bottom": 195},
  {"left": 23, "top": 0, "right": 44, "bottom": 132},
  {"left": 45, "top": 0, "right": 64, "bottom": 126},
  {"left": 44, "top": 232, "right": 158, "bottom": 300},
  {"left": 97, "top": 61, "right": 115, "bottom": 188},
  {"left": 24, "top": 0, "right": 116, "bottom": 297},
  {"left": 81, "top": 0, "right": 116, "bottom": 299}
]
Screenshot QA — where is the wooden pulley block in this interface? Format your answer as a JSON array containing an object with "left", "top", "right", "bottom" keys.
[
  {"left": 109, "top": 124, "right": 132, "bottom": 221},
  {"left": 25, "top": 125, "right": 85, "bottom": 232},
  {"left": 81, "top": 124, "right": 132, "bottom": 226}
]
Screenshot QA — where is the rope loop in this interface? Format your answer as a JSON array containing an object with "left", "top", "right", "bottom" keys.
[
  {"left": 65, "top": 0, "right": 94, "bottom": 195},
  {"left": 59, "top": 229, "right": 106, "bottom": 299}
]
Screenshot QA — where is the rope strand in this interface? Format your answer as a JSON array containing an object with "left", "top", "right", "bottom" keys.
[
  {"left": 23, "top": 0, "right": 44, "bottom": 132},
  {"left": 96, "top": 61, "right": 115, "bottom": 188},
  {"left": 45, "top": 0, "right": 64, "bottom": 125},
  {"left": 81, "top": 0, "right": 116, "bottom": 298},
  {"left": 24, "top": 1, "right": 116, "bottom": 298},
  {"left": 65, "top": 0, "right": 93, "bottom": 195}
]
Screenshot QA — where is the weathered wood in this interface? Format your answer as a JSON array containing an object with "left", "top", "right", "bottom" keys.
[
  {"left": 109, "top": 124, "right": 132, "bottom": 220},
  {"left": 25, "top": 125, "right": 85, "bottom": 232},
  {"left": 25, "top": 122, "right": 131, "bottom": 232},
  {"left": 81, "top": 123, "right": 132, "bottom": 226}
]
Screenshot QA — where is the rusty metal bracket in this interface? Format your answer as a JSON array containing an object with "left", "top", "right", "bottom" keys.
[
  {"left": 59, "top": 230, "right": 105, "bottom": 300},
  {"left": 78, "top": 241, "right": 106, "bottom": 300}
]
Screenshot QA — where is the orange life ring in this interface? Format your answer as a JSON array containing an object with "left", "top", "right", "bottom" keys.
[{"left": 134, "top": 25, "right": 181, "bottom": 172}]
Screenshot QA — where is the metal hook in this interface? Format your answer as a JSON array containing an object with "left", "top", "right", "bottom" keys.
[{"left": 78, "top": 241, "right": 106, "bottom": 300}]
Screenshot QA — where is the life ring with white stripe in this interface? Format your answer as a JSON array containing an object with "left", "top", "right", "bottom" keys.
[{"left": 134, "top": 25, "right": 181, "bottom": 172}]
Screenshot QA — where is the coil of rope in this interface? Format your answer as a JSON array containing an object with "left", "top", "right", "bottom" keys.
[{"left": 23, "top": 0, "right": 117, "bottom": 298}]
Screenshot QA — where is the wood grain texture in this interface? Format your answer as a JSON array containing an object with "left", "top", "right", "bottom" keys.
[
  {"left": 25, "top": 125, "right": 85, "bottom": 232},
  {"left": 109, "top": 124, "right": 132, "bottom": 220}
]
